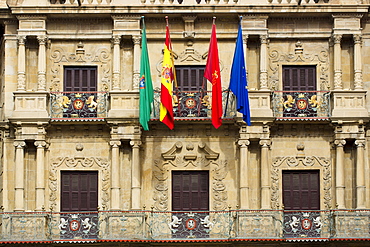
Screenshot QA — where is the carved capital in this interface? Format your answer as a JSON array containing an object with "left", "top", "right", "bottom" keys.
[
  {"left": 112, "top": 35, "right": 121, "bottom": 45},
  {"left": 14, "top": 141, "right": 26, "bottom": 148},
  {"left": 260, "top": 35, "right": 268, "bottom": 44},
  {"left": 238, "top": 140, "right": 250, "bottom": 147},
  {"left": 332, "top": 34, "right": 342, "bottom": 44},
  {"left": 34, "top": 141, "right": 47, "bottom": 148},
  {"left": 37, "top": 35, "right": 48, "bottom": 45},
  {"left": 17, "top": 35, "right": 26, "bottom": 45},
  {"left": 355, "top": 139, "right": 365, "bottom": 148},
  {"left": 334, "top": 139, "right": 346, "bottom": 147},
  {"left": 130, "top": 140, "right": 142, "bottom": 148},
  {"left": 259, "top": 139, "right": 271, "bottom": 147},
  {"left": 109, "top": 140, "right": 121, "bottom": 148},
  {"left": 132, "top": 35, "right": 141, "bottom": 45},
  {"left": 353, "top": 34, "right": 362, "bottom": 44}
]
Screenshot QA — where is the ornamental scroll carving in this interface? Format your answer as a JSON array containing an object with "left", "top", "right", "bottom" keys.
[
  {"left": 271, "top": 153, "right": 332, "bottom": 210},
  {"left": 49, "top": 43, "right": 111, "bottom": 92},
  {"left": 269, "top": 41, "right": 329, "bottom": 91},
  {"left": 49, "top": 156, "right": 110, "bottom": 211},
  {"left": 153, "top": 142, "right": 228, "bottom": 211}
]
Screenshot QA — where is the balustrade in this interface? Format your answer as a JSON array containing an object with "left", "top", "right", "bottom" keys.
[
  {"left": 272, "top": 91, "right": 330, "bottom": 120},
  {"left": 0, "top": 210, "right": 369, "bottom": 243},
  {"left": 50, "top": 92, "right": 108, "bottom": 121}
]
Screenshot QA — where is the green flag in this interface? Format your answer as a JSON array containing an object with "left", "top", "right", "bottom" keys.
[{"left": 139, "top": 17, "right": 154, "bottom": 131}]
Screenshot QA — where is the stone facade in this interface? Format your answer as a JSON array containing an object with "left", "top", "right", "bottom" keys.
[{"left": 0, "top": 0, "right": 369, "bottom": 245}]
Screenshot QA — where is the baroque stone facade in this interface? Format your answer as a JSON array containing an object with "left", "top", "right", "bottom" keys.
[{"left": 0, "top": 0, "right": 369, "bottom": 246}]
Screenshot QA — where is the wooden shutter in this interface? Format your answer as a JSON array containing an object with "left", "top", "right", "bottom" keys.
[
  {"left": 61, "top": 171, "right": 98, "bottom": 211},
  {"left": 283, "top": 170, "right": 320, "bottom": 210},
  {"left": 176, "top": 66, "right": 205, "bottom": 91},
  {"left": 172, "top": 171, "right": 209, "bottom": 211},
  {"left": 64, "top": 67, "right": 97, "bottom": 92},
  {"left": 283, "top": 65, "right": 316, "bottom": 91}
]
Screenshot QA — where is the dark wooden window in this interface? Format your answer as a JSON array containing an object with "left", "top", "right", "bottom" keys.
[
  {"left": 61, "top": 171, "right": 98, "bottom": 211},
  {"left": 283, "top": 170, "right": 320, "bottom": 210},
  {"left": 176, "top": 66, "right": 206, "bottom": 91},
  {"left": 172, "top": 171, "right": 209, "bottom": 211},
  {"left": 283, "top": 65, "right": 316, "bottom": 91},
  {"left": 64, "top": 67, "right": 97, "bottom": 92}
]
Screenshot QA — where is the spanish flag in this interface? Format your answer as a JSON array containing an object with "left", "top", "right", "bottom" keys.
[
  {"left": 159, "top": 17, "right": 175, "bottom": 130},
  {"left": 204, "top": 17, "right": 222, "bottom": 129}
]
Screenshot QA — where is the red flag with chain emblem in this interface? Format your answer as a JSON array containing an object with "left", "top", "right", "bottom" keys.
[{"left": 204, "top": 19, "right": 222, "bottom": 129}]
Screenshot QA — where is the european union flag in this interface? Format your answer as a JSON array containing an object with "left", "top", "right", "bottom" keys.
[{"left": 229, "top": 19, "right": 251, "bottom": 125}]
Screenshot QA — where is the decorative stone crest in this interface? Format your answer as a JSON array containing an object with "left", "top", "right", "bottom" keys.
[{"left": 153, "top": 142, "right": 228, "bottom": 211}]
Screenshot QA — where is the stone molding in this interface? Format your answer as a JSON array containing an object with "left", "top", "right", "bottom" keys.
[
  {"left": 153, "top": 141, "right": 227, "bottom": 211},
  {"left": 271, "top": 152, "right": 332, "bottom": 210},
  {"left": 49, "top": 156, "right": 110, "bottom": 211}
]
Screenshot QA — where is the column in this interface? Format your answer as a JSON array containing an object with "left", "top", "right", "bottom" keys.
[
  {"left": 14, "top": 141, "right": 26, "bottom": 211},
  {"left": 110, "top": 140, "right": 121, "bottom": 210},
  {"left": 35, "top": 141, "right": 47, "bottom": 211},
  {"left": 243, "top": 34, "right": 248, "bottom": 75},
  {"left": 37, "top": 35, "right": 47, "bottom": 91},
  {"left": 238, "top": 139, "right": 250, "bottom": 209},
  {"left": 259, "top": 35, "right": 268, "bottom": 90},
  {"left": 353, "top": 34, "right": 363, "bottom": 90},
  {"left": 17, "top": 35, "right": 26, "bottom": 91},
  {"left": 334, "top": 139, "right": 346, "bottom": 209},
  {"left": 259, "top": 139, "right": 271, "bottom": 209},
  {"left": 112, "top": 35, "right": 121, "bottom": 91},
  {"left": 355, "top": 139, "right": 366, "bottom": 209},
  {"left": 132, "top": 35, "right": 141, "bottom": 90},
  {"left": 130, "top": 140, "right": 142, "bottom": 209},
  {"left": 333, "top": 34, "right": 343, "bottom": 90}
]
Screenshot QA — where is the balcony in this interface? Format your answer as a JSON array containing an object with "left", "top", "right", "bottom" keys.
[
  {"left": 50, "top": 92, "right": 108, "bottom": 121},
  {"left": 272, "top": 91, "right": 330, "bottom": 121},
  {"left": 152, "top": 89, "right": 236, "bottom": 121},
  {"left": 0, "top": 210, "right": 369, "bottom": 243}
]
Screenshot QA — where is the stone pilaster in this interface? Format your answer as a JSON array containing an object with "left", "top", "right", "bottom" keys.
[
  {"left": 353, "top": 34, "right": 363, "bottom": 90},
  {"left": 259, "top": 35, "right": 268, "bottom": 90},
  {"left": 355, "top": 139, "right": 366, "bottom": 209},
  {"left": 130, "top": 140, "right": 142, "bottom": 210},
  {"left": 243, "top": 34, "right": 248, "bottom": 75},
  {"left": 17, "top": 35, "right": 26, "bottom": 91},
  {"left": 132, "top": 35, "right": 141, "bottom": 90},
  {"left": 333, "top": 34, "right": 343, "bottom": 90},
  {"left": 110, "top": 140, "right": 121, "bottom": 210},
  {"left": 35, "top": 140, "right": 47, "bottom": 211},
  {"left": 14, "top": 141, "right": 26, "bottom": 211},
  {"left": 37, "top": 35, "right": 47, "bottom": 91},
  {"left": 334, "top": 139, "right": 346, "bottom": 209},
  {"left": 112, "top": 35, "right": 122, "bottom": 91},
  {"left": 259, "top": 138, "right": 271, "bottom": 209},
  {"left": 238, "top": 139, "right": 250, "bottom": 209}
]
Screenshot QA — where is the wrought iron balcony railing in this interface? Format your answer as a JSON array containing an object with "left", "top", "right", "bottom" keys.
[
  {"left": 272, "top": 91, "right": 330, "bottom": 120},
  {"left": 152, "top": 89, "right": 236, "bottom": 120},
  {"left": 50, "top": 92, "right": 108, "bottom": 121},
  {"left": 1, "top": 210, "right": 369, "bottom": 243}
]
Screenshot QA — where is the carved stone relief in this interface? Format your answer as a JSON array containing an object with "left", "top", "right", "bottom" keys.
[
  {"left": 49, "top": 42, "right": 111, "bottom": 91},
  {"left": 271, "top": 144, "right": 332, "bottom": 209},
  {"left": 153, "top": 141, "right": 228, "bottom": 211},
  {"left": 49, "top": 156, "right": 110, "bottom": 211},
  {"left": 269, "top": 40, "right": 329, "bottom": 91}
]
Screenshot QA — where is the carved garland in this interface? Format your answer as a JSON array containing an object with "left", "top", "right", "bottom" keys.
[
  {"left": 153, "top": 142, "right": 228, "bottom": 211},
  {"left": 271, "top": 155, "right": 332, "bottom": 210},
  {"left": 49, "top": 156, "right": 110, "bottom": 211}
]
